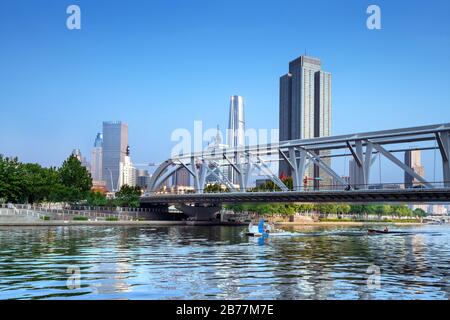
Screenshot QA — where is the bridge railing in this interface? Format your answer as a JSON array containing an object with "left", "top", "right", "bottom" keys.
[
  {"left": 143, "top": 181, "right": 450, "bottom": 196},
  {"left": 0, "top": 204, "right": 137, "bottom": 221}
]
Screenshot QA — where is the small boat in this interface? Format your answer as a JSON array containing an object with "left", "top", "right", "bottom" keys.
[
  {"left": 245, "top": 219, "right": 267, "bottom": 237},
  {"left": 245, "top": 219, "right": 293, "bottom": 237},
  {"left": 368, "top": 229, "right": 389, "bottom": 234}
]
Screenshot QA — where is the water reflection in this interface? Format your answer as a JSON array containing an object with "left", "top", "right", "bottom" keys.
[{"left": 0, "top": 225, "right": 448, "bottom": 300}]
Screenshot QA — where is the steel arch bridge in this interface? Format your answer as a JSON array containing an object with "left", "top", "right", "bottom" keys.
[{"left": 143, "top": 123, "right": 450, "bottom": 204}]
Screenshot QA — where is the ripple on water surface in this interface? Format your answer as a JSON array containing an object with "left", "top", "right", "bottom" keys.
[{"left": 0, "top": 225, "right": 449, "bottom": 300}]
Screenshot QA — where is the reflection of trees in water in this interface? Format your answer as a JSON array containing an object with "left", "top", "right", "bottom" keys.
[
  {"left": 264, "top": 233, "right": 376, "bottom": 299},
  {"left": 87, "top": 256, "right": 132, "bottom": 296},
  {"left": 366, "top": 233, "right": 437, "bottom": 291},
  {"left": 170, "top": 226, "right": 246, "bottom": 299}
]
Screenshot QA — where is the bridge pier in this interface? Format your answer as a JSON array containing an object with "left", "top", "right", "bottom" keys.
[{"left": 175, "top": 204, "right": 221, "bottom": 221}]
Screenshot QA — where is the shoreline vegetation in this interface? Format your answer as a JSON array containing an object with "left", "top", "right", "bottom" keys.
[
  {"left": 0, "top": 154, "right": 141, "bottom": 207},
  {"left": 218, "top": 181, "right": 428, "bottom": 220},
  {"left": 224, "top": 203, "right": 427, "bottom": 219}
]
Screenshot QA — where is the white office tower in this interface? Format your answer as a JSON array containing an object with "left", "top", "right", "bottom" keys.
[
  {"left": 227, "top": 95, "right": 245, "bottom": 184},
  {"left": 118, "top": 146, "right": 136, "bottom": 188},
  {"left": 90, "top": 133, "right": 103, "bottom": 182}
]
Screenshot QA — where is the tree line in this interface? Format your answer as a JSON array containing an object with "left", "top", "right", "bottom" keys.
[
  {"left": 224, "top": 203, "right": 426, "bottom": 217},
  {"left": 0, "top": 155, "right": 141, "bottom": 207},
  {"left": 214, "top": 177, "right": 427, "bottom": 217}
]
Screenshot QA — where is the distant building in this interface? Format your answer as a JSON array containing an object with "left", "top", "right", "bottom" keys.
[
  {"left": 102, "top": 121, "right": 128, "bottom": 192},
  {"left": 206, "top": 125, "right": 229, "bottom": 184},
  {"left": 71, "top": 149, "right": 91, "bottom": 172},
  {"left": 410, "top": 204, "right": 429, "bottom": 213},
  {"left": 428, "top": 205, "right": 448, "bottom": 215},
  {"left": 118, "top": 146, "right": 136, "bottom": 188},
  {"left": 173, "top": 167, "right": 191, "bottom": 187},
  {"left": 405, "top": 150, "right": 425, "bottom": 188},
  {"left": 91, "top": 180, "right": 107, "bottom": 194},
  {"left": 90, "top": 133, "right": 103, "bottom": 182},
  {"left": 227, "top": 96, "right": 245, "bottom": 184},
  {"left": 136, "top": 169, "right": 151, "bottom": 191},
  {"left": 255, "top": 179, "right": 271, "bottom": 187},
  {"left": 368, "top": 183, "right": 401, "bottom": 190},
  {"left": 71, "top": 149, "right": 82, "bottom": 162},
  {"left": 279, "top": 55, "right": 331, "bottom": 188},
  {"left": 170, "top": 185, "right": 195, "bottom": 194}
]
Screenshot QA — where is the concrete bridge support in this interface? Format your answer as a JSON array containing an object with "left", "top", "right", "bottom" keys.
[{"left": 176, "top": 204, "right": 221, "bottom": 221}]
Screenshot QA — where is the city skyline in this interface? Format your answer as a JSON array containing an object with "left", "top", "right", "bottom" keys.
[{"left": 1, "top": 1, "right": 449, "bottom": 186}]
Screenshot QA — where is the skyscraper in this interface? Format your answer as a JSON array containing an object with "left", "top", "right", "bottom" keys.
[
  {"left": 90, "top": 133, "right": 103, "bottom": 182},
  {"left": 279, "top": 55, "right": 332, "bottom": 187},
  {"left": 206, "top": 125, "right": 229, "bottom": 184},
  {"left": 118, "top": 146, "right": 136, "bottom": 188},
  {"left": 136, "top": 169, "right": 151, "bottom": 191},
  {"left": 227, "top": 95, "right": 245, "bottom": 184},
  {"left": 173, "top": 167, "right": 191, "bottom": 187},
  {"left": 405, "top": 150, "right": 425, "bottom": 188},
  {"left": 71, "top": 149, "right": 91, "bottom": 171},
  {"left": 102, "top": 121, "right": 128, "bottom": 192}
]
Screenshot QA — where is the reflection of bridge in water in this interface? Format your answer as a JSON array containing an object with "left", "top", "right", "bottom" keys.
[{"left": 141, "top": 123, "right": 450, "bottom": 211}]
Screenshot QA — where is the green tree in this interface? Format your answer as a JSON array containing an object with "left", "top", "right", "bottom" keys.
[
  {"left": 413, "top": 208, "right": 427, "bottom": 217},
  {"left": 0, "top": 155, "right": 27, "bottom": 203},
  {"left": 21, "top": 163, "right": 61, "bottom": 203},
  {"left": 114, "top": 185, "right": 141, "bottom": 208},
  {"left": 204, "top": 183, "right": 226, "bottom": 193},
  {"left": 59, "top": 155, "right": 92, "bottom": 202},
  {"left": 86, "top": 191, "right": 108, "bottom": 207}
]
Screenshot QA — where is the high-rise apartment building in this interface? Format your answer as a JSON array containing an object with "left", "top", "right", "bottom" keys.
[
  {"left": 90, "top": 133, "right": 103, "bottom": 182},
  {"left": 102, "top": 121, "right": 128, "bottom": 192},
  {"left": 279, "top": 55, "right": 332, "bottom": 187},
  {"left": 227, "top": 95, "right": 245, "bottom": 184},
  {"left": 405, "top": 150, "right": 425, "bottom": 188}
]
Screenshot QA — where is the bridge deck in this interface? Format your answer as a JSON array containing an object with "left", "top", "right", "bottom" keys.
[{"left": 141, "top": 188, "right": 450, "bottom": 205}]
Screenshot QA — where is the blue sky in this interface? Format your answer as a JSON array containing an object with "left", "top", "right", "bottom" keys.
[{"left": 0, "top": 0, "right": 449, "bottom": 182}]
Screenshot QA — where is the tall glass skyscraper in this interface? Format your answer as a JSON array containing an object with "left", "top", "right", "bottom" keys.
[
  {"left": 227, "top": 95, "right": 245, "bottom": 184},
  {"left": 279, "top": 55, "right": 332, "bottom": 187},
  {"left": 102, "top": 121, "right": 128, "bottom": 192},
  {"left": 90, "top": 133, "right": 103, "bottom": 182}
]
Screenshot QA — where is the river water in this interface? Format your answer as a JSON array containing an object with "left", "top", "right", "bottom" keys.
[{"left": 0, "top": 224, "right": 448, "bottom": 300}]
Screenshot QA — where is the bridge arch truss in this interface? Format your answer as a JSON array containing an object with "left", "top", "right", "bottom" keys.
[{"left": 148, "top": 123, "right": 450, "bottom": 194}]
